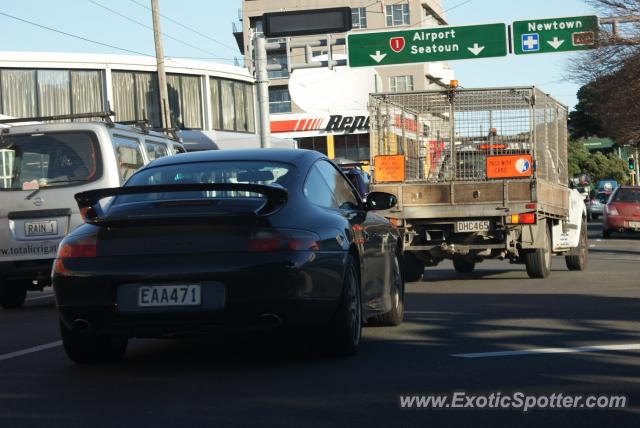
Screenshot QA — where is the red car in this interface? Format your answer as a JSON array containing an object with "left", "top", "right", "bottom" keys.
[{"left": 602, "top": 186, "right": 640, "bottom": 238}]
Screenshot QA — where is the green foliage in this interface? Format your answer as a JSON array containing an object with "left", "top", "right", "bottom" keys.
[
  {"left": 568, "top": 141, "right": 630, "bottom": 185},
  {"left": 569, "top": 84, "right": 604, "bottom": 141}
]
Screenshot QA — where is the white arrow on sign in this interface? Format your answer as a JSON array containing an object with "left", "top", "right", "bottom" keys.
[
  {"left": 547, "top": 37, "right": 565, "bottom": 49},
  {"left": 467, "top": 43, "right": 485, "bottom": 56},
  {"left": 369, "top": 51, "right": 387, "bottom": 63}
]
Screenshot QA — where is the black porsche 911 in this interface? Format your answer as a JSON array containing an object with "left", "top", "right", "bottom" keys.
[{"left": 52, "top": 149, "right": 404, "bottom": 363}]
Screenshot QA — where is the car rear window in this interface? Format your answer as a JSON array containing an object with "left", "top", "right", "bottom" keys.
[
  {"left": 0, "top": 131, "right": 101, "bottom": 190},
  {"left": 613, "top": 188, "right": 640, "bottom": 203},
  {"left": 115, "top": 161, "right": 295, "bottom": 205}
]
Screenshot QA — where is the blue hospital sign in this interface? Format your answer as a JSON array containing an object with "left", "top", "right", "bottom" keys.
[{"left": 521, "top": 33, "right": 540, "bottom": 52}]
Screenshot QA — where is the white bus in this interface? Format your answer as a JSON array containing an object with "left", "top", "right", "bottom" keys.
[{"left": 0, "top": 51, "right": 294, "bottom": 150}]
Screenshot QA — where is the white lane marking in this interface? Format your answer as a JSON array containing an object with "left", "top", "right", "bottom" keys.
[
  {"left": 0, "top": 341, "right": 62, "bottom": 362},
  {"left": 452, "top": 343, "right": 640, "bottom": 359},
  {"left": 25, "top": 294, "right": 54, "bottom": 302}
]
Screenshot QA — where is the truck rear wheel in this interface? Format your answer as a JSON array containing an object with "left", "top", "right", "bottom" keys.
[
  {"left": 566, "top": 218, "right": 588, "bottom": 271},
  {"left": 453, "top": 256, "right": 475, "bottom": 274},
  {"left": 404, "top": 253, "right": 425, "bottom": 282},
  {"left": 0, "top": 280, "right": 27, "bottom": 309},
  {"left": 523, "top": 223, "right": 552, "bottom": 279}
]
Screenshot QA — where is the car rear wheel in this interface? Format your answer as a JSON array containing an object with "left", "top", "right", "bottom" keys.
[
  {"left": 566, "top": 217, "right": 588, "bottom": 271},
  {"left": 453, "top": 256, "right": 476, "bottom": 274},
  {"left": 0, "top": 280, "right": 27, "bottom": 309},
  {"left": 369, "top": 253, "right": 404, "bottom": 326},
  {"left": 326, "top": 256, "right": 362, "bottom": 355},
  {"left": 523, "top": 222, "right": 552, "bottom": 279},
  {"left": 404, "top": 253, "right": 425, "bottom": 282},
  {"left": 60, "top": 319, "right": 128, "bottom": 364}
]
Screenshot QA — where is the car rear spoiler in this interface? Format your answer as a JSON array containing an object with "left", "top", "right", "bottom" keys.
[{"left": 75, "top": 183, "right": 288, "bottom": 224}]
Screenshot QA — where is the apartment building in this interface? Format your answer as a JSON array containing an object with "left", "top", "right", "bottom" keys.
[{"left": 235, "top": 0, "right": 454, "bottom": 161}]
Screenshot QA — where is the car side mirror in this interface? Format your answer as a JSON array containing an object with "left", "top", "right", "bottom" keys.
[{"left": 365, "top": 192, "right": 397, "bottom": 211}]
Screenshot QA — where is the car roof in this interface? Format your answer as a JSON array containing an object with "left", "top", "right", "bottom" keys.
[
  {"left": 148, "top": 148, "right": 325, "bottom": 168},
  {"left": 1, "top": 121, "right": 176, "bottom": 141}
]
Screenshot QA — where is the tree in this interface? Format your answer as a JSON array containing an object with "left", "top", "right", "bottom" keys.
[
  {"left": 568, "top": 83, "right": 604, "bottom": 140},
  {"left": 568, "top": 140, "right": 630, "bottom": 184},
  {"left": 568, "top": 1, "right": 640, "bottom": 145}
]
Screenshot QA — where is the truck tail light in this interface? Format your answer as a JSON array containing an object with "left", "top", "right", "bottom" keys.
[
  {"left": 388, "top": 218, "right": 403, "bottom": 228},
  {"left": 506, "top": 213, "right": 536, "bottom": 225}
]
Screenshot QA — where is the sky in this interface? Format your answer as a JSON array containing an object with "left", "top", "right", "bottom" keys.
[
  {"left": 0, "top": 0, "right": 597, "bottom": 109},
  {"left": 441, "top": 0, "right": 596, "bottom": 109}
]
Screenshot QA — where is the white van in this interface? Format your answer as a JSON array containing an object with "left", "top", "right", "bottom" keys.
[{"left": 0, "top": 115, "right": 185, "bottom": 308}]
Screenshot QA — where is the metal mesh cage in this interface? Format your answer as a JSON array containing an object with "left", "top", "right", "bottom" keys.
[{"left": 369, "top": 87, "right": 568, "bottom": 185}]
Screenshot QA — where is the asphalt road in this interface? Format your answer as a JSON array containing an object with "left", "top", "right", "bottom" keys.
[{"left": 1, "top": 222, "right": 640, "bottom": 427}]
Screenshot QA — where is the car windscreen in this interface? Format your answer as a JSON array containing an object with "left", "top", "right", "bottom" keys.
[
  {"left": 113, "top": 161, "right": 295, "bottom": 206},
  {"left": 0, "top": 131, "right": 101, "bottom": 191},
  {"left": 612, "top": 188, "right": 640, "bottom": 203},
  {"left": 596, "top": 193, "right": 609, "bottom": 204}
]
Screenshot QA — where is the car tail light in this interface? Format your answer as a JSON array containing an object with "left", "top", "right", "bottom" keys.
[
  {"left": 506, "top": 213, "right": 536, "bottom": 224},
  {"left": 57, "top": 234, "right": 98, "bottom": 259},
  {"left": 53, "top": 233, "right": 97, "bottom": 276},
  {"left": 248, "top": 229, "right": 320, "bottom": 252},
  {"left": 606, "top": 205, "right": 619, "bottom": 216}
]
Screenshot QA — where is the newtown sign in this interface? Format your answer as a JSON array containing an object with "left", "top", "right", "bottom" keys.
[
  {"left": 347, "top": 23, "right": 508, "bottom": 68},
  {"left": 513, "top": 15, "right": 599, "bottom": 55}
]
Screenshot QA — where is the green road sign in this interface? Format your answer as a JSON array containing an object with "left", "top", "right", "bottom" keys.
[
  {"left": 347, "top": 23, "right": 508, "bottom": 68},
  {"left": 513, "top": 15, "right": 599, "bottom": 55}
]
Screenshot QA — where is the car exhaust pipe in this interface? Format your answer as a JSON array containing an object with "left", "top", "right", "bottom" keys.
[
  {"left": 260, "top": 313, "right": 282, "bottom": 327},
  {"left": 72, "top": 319, "right": 91, "bottom": 332}
]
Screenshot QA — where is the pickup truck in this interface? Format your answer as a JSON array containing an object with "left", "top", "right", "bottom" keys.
[{"left": 368, "top": 86, "right": 588, "bottom": 280}]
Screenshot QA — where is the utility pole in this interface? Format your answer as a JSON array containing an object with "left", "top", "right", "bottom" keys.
[
  {"left": 151, "top": 0, "right": 171, "bottom": 132},
  {"left": 255, "top": 36, "right": 271, "bottom": 148}
]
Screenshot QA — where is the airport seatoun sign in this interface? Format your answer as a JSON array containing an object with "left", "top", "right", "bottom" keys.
[
  {"left": 347, "top": 23, "right": 508, "bottom": 68},
  {"left": 513, "top": 15, "right": 599, "bottom": 55},
  {"left": 263, "top": 7, "right": 352, "bottom": 37}
]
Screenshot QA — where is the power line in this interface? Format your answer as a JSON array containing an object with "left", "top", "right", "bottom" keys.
[
  {"left": 127, "top": 0, "right": 240, "bottom": 54},
  {"left": 441, "top": 0, "right": 474, "bottom": 15},
  {"left": 85, "top": 0, "right": 235, "bottom": 61},
  {"left": 406, "top": 0, "right": 474, "bottom": 29},
  {"left": 0, "top": 10, "right": 154, "bottom": 57}
]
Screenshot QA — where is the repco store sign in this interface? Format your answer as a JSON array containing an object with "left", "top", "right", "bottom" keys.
[
  {"left": 270, "top": 115, "right": 370, "bottom": 135},
  {"left": 325, "top": 115, "right": 369, "bottom": 133}
]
